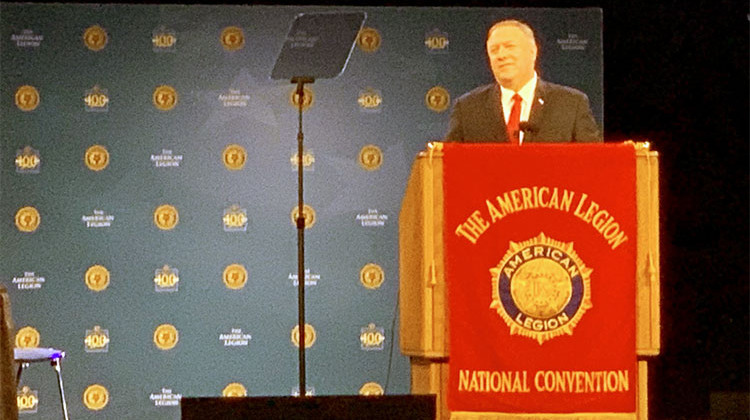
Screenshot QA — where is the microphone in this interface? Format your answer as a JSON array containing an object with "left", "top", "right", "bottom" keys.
[{"left": 519, "top": 121, "right": 537, "bottom": 133}]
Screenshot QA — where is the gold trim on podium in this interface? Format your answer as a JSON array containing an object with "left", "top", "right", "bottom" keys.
[
  {"left": 633, "top": 142, "right": 661, "bottom": 356},
  {"left": 399, "top": 142, "right": 660, "bottom": 420},
  {"left": 399, "top": 142, "right": 448, "bottom": 358}
]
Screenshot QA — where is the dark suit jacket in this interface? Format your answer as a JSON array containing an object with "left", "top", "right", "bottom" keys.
[{"left": 444, "top": 80, "right": 601, "bottom": 143}]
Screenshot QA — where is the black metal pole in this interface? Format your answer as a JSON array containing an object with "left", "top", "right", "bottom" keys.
[{"left": 292, "top": 77, "right": 313, "bottom": 397}]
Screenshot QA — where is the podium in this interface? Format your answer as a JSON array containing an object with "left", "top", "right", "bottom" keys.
[{"left": 399, "top": 142, "right": 660, "bottom": 419}]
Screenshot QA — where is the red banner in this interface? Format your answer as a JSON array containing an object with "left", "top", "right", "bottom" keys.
[{"left": 443, "top": 143, "right": 637, "bottom": 414}]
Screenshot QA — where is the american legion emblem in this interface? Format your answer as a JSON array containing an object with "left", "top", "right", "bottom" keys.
[{"left": 489, "top": 233, "right": 592, "bottom": 345}]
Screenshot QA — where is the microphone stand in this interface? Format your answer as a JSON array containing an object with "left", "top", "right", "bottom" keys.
[{"left": 292, "top": 76, "right": 314, "bottom": 397}]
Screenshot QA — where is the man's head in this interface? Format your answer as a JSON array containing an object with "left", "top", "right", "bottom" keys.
[{"left": 486, "top": 20, "right": 538, "bottom": 91}]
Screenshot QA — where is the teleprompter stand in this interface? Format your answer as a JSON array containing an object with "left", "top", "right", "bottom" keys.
[{"left": 271, "top": 11, "right": 366, "bottom": 396}]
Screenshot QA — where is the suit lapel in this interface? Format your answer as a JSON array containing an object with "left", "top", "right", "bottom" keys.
[
  {"left": 487, "top": 84, "right": 508, "bottom": 142},
  {"left": 526, "top": 79, "right": 548, "bottom": 143}
]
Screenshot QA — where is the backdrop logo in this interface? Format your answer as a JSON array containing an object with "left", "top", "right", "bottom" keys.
[
  {"left": 290, "top": 148, "right": 315, "bottom": 171},
  {"left": 223, "top": 264, "right": 248, "bottom": 290},
  {"left": 15, "top": 326, "right": 40, "bottom": 348},
  {"left": 150, "top": 388, "right": 182, "bottom": 407},
  {"left": 490, "top": 233, "right": 593, "bottom": 344},
  {"left": 11, "top": 29, "right": 43, "bottom": 48},
  {"left": 360, "top": 263, "right": 384, "bottom": 290},
  {"left": 17, "top": 386, "right": 39, "bottom": 413},
  {"left": 84, "top": 85, "right": 109, "bottom": 112},
  {"left": 289, "top": 86, "right": 314, "bottom": 111},
  {"left": 12, "top": 271, "right": 45, "bottom": 291},
  {"left": 291, "top": 204, "right": 316, "bottom": 229},
  {"left": 15, "top": 146, "right": 41, "bottom": 173},
  {"left": 222, "top": 383, "right": 247, "bottom": 397},
  {"left": 85, "top": 145, "right": 109, "bottom": 171},
  {"left": 357, "top": 27, "right": 381, "bottom": 52},
  {"left": 85, "top": 264, "right": 110, "bottom": 292},
  {"left": 425, "top": 86, "right": 450, "bottom": 112},
  {"left": 15, "top": 85, "right": 39, "bottom": 111},
  {"left": 15, "top": 206, "right": 40, "bottom": 233},
  {"left": 154, "top": 204, "right": 179, "bottom": 230},
  {"left": 84, "top": 325, "right": 110, "bottom": 353},
  {"left": 358, "top": 88, "right": 382, "bottom": 111},
  {"left": 221, "top": 26, "right": 245, "bottom": 51},
  {"left": 359, "top": 382, "right": 384, "bottom": 396},
  {"left": 82, "top": 209, "right": 115, "bottom": 228},
  {"left": 356, "top": 209, "right": 388, "bottom": 227},
  {"left": 557, "top": 33, "right": 589, "bottom": 51},
  {"left": 291, "top": 323, "right": 316, "bottom": 348},
  {"left": 360, "top": 323, "right": 385, "bottom": 351},
  {"left": 424, "top": 29, "right": 450, "bottom": 53},
  {"left": 153, "top": 324, "right": 179, "bottom": 350},
  {"left": 83, "top": 384, "right": 109, "bottom": 410},
  {"left": 289, "top": 268, "right": 320, "bottom": 287},
  {"left": 223, "top": 144, "right": 247, "bottom": 170},
  {"left": 152, "top": 26, "right": 177, "bottom": 51},
  {"left": 358, "top": 144, "right": 383, "bottom": 171},
  {"left": 151, "top": 149, "right": 182, "bottom": 168},
  {"left": 153, "top": 85, "right": 178, "bottom": 111},
  {"left": 219, "top": 89, "right": 250, "bottom": 107},
  {"left": 154, "top": 265, "right": 179, "bottom": 292},
  {"left": 83, "top": 25, "right": 108, "bottom": 51},
  {"left": 223, "top": 205, "right": 248, "bottom": 232},
  {"left": 219, "top": 328, "right": 252, "bottom": 347}
]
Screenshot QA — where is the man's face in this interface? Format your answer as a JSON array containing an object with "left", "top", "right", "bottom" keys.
[{"left": 486, "top": 25, "right": 537, "bottom": 91}]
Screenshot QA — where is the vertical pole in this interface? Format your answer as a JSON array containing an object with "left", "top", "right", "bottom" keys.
[{"left": 294, "top": 78, "right": 307, "bottom": 396}]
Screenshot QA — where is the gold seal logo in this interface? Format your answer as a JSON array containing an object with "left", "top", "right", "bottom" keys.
[
  {"left": 359, "top": 382, "right": 384, "bottom": 396},
  {"left": 153, "top": 85, "right": 178, "bottom": 111},
  {"left": 222, "top": 144, "right": 247, "bottom": 170},
  {"left": 84, "top": 326, "right": 110, "bottom": 352},
  {"left": 154, "top": 204, "right": 179, "bottom": 230},
  {"left": 83, "top": 384, "right": 109, "bottom": 410},
  {"left": 358, "top": 144, "right": 383, "bottom": 171},
  {"left": 360, "top": 263, "right": 384, "bottom": 290},
  {"left": 17, "top": 386, "right": 39, "bottom": 413},
  {"left": 290, "top": 149, "right": 315, "bottom": 170},
  {"left": 223, "top": 263, "right": 248, "bottom": 290},
  {"left": 289, "top": 86, "right": 314, "bottom": 111},
  {"left": 291, "top": 323, "right": 316, "bottom": 348},
  {"left": 85, "top": 145, "right": 109, "bottom": 171},
  {"left": 15, "top": 85, "right": 40, "bottom": 111},
  {"left": 15, "top": 146, "right": 41, "bottom": 173},
  {"left": 83, "top": 25, "right": 108, "bottom": 51},
  {"left": 15, "top": 326, "right": 40, "bottom": 348},
  {"left": 221, "top": 26, "right": 245, "bottom": 51},
  {"left": 153, "top": 324, "right": 179, "bottom": 350},
  {"left": 85, "top": 264, "right": 110, "bottom": 292},
  {"left": 490, "top": 233, "right": 593, "bottom": 345},
  {"left": 222, "top": 382, "right": 247, "bottom": 397},
  {"left": 290, "top": 204, "right": 316, "bottom": 229},
  {"left": 425, "top": 86, "right": 450, "bottom": 113},
  {"left": 15, "top": 206, "right": 40, "bottom": 233},
  {"left": 357, "top": 27, "right": 381, "bottom": 52}
]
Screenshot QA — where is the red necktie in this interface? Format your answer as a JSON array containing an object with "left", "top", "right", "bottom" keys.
[{"left": 506, "top": 93, "right": 522, "bottom": 145}]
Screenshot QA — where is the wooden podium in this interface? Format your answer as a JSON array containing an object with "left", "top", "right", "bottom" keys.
[{"left": 399, "top": 142, "right": 660, "bottom": 420}]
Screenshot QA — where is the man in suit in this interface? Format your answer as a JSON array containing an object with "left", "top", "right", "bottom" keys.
[{"left": 445, "top": 19, "right": 601, "bottom": 143}]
